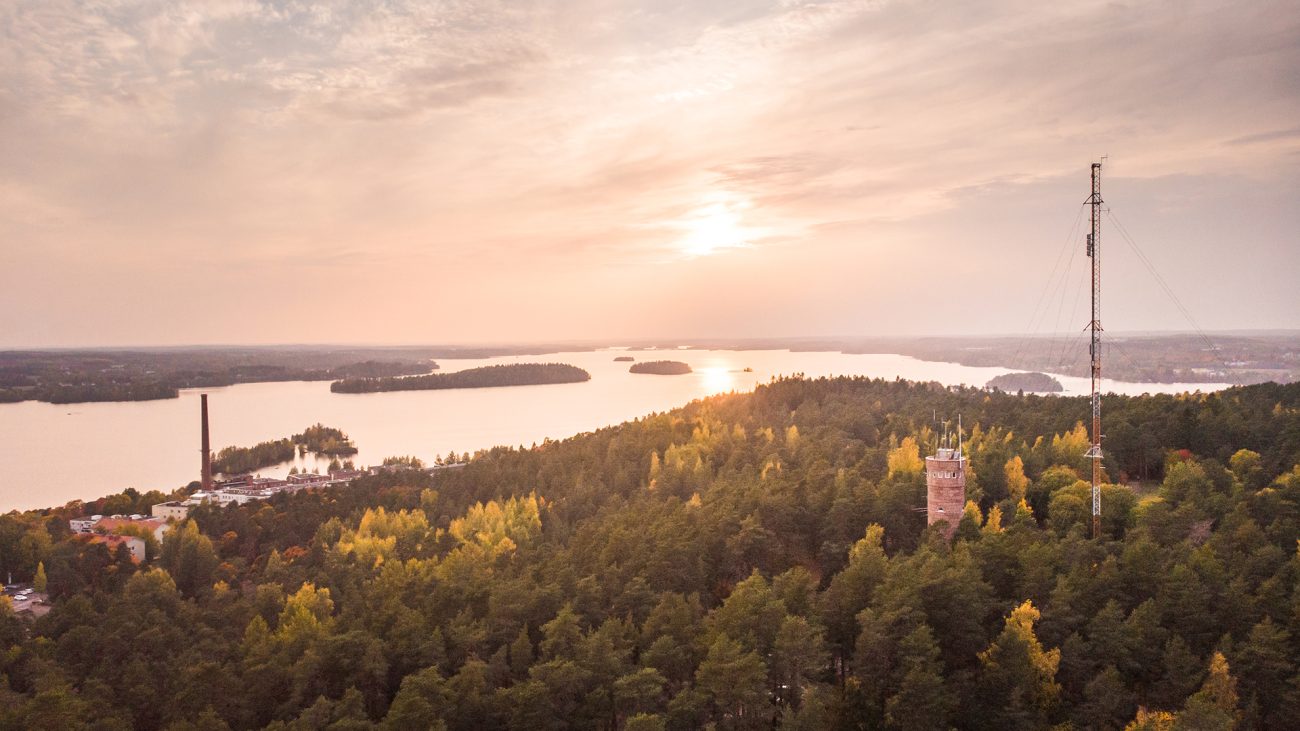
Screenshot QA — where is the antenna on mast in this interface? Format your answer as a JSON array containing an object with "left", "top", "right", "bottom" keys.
[{"left": 1085, "top": 161, "right": 1104, "bottom": 539}]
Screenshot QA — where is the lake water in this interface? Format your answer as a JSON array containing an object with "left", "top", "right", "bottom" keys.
[{"left": 0, "top": 349, "right": 1232, "bottom": 511}]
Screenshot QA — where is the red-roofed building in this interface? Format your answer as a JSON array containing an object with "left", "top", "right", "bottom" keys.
[
  {"left": 80, "top": 534, "right": 145, "bottom": 563},
  {"left": 94, "top": 517, "right": 169, "bottom": 543}
]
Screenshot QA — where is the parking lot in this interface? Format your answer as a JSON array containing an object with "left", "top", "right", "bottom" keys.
[{"left": 2, "top": 584, "right": 50, "bottom": 618}]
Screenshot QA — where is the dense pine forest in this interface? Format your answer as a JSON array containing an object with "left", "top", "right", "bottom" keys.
[{"left": 2, "top": 376, "right": 1299, "bottom": 730}]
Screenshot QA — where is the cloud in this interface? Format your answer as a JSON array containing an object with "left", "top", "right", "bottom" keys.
[{"left": 0, "top": 0, "right": 1297, "bottom": 345}]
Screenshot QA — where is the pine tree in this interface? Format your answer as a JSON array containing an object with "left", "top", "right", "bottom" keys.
[
  {"left": 974, "top": 601, "right": 1061, "bottom": 730},
  {"left": 1175, "top": 652, "right": 1238, "bottom": 731},
  {"left": 884, "top": 624, "right": 952, "bottom": 731}
]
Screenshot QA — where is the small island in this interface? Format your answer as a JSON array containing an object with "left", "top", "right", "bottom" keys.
[
  {"left": 613, "top": 356, "right": 635, "bottom": 362},
  {"left": 331, "top": 362, "right": 591, "bottom": 393},
  {"left": 629, "top": 360, "right": 693, "bottom": 375},
  {"left": 987, "top": 371, "right": 1064, "bottom": 393}
]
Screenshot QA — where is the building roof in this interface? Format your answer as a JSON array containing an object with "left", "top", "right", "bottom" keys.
[
  {"left": 78, "top": 534, "right": 144, "bottom": 562},
  {"left": 96, "top": 517, "right": 167, "bottom": 533}
]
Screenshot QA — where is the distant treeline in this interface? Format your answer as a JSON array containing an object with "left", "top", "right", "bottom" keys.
[
  {"left": 630, "top": 360, "right": 693, "bottom": 375},
  {"left": 213, "top": 424, "right": 359, "bottom": 474},
  {"left": 0, "top": 349, "right": 438, "bottom": 405},
  {"left": 331, "top": 363, "right": 591, "bottom": 393},
  {"left": 987, "top": 371, "right": 1064, "bottom": 393},
  {"left": 0, "top": 382, "right": 177, "bottom": 404}
]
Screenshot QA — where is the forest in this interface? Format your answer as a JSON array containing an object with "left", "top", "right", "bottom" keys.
[
  {"left": 331, "top": 363, "right": 591, "bottom": 393},
  {"left": 630, "top": 361, "right": 694, "bottom": 375},
  {"left": 1, "top": 375, "right": 1298, "bottom": 730}
]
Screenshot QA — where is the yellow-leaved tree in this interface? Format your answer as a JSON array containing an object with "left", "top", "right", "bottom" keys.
[
  {"left": 1004, "top": 455, "right": 1030, "bottom": 502},
  {"left": 887, "top": 436, "right": 923, "bottom": 478},
  {"left": 976, "top": 601, "right": 1061, "bottom": 727}
]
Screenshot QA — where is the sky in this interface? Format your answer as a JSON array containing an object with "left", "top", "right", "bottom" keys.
[{"left": 1, "top": 0, "right": 1297, "bottom": 347}]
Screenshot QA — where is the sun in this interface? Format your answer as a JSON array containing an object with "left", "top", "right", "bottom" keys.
[{"left": 676, "top": 192, "right": 760, "bottom": 257}]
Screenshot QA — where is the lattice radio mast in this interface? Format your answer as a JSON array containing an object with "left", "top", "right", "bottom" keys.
[{"left": 1085, "top": 161, "right": 1104, "bottom": 538}]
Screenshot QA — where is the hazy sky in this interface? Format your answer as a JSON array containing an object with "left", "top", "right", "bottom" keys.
[{"left": 2, "top": 0, "right": 1297, "bottom": 347}]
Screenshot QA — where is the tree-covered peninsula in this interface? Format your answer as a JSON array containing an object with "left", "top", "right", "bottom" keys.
[
  {"left": 0, "top": 349, "right": 439, "bottom": 405},
  {"left": 630, "top": 360, "right": 693, "bottom": 375},
  {"left": 1, "top": 376, "right": 1298, "bottom": 729},
  {"left": 331, "top": 363, "right": 591, "bottom": 393},
  {"left": 212, "top": 425, "right": 360, "bottom": 474}
]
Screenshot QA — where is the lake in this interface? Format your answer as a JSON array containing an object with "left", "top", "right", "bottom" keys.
[{"left": 0, "top": 349, "right": 1232, "bottom": 511}]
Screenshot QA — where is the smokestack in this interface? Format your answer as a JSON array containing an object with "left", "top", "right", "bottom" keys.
[{"left": 200, "top": 394, "right": 212, "bottom": 491}]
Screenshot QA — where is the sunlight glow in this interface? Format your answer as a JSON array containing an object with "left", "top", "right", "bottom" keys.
[{"left": 675, "top": 192, "right": 763, "bottom": 257}]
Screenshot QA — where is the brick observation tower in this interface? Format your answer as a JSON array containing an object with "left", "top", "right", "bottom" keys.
[{"left": 925, "top": 422, "right": 966, "bottom": 540}]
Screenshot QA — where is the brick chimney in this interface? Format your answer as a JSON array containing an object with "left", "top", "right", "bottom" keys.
[{"left": 200, "top": 393, "right": 212, "bottom": 491}]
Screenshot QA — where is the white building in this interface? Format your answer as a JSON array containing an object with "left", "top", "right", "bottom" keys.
[{"left": 151, "top": 501, "right": 191, "bottom": 521}]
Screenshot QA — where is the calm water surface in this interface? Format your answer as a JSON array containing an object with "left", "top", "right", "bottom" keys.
[{"left": 0, "top": 349, "right": 1231, "bottom": 511}]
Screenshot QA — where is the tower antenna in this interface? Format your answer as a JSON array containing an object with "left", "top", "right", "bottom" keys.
[{"left": 1085, "top": 161, "right": 1104, "bottom": 538}]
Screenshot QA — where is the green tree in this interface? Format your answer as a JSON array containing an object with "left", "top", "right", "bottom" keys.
[
  {"left": 772, "top": 615, "right": 829, "bottom": 709},
  {"left": 1234, "top": 617, "right": 1295, "bottom": 730},
  {"left": 1077, "top": 665, "right": 1137, "bottom": 731},
  {"left": 614, "top": 667, "right": 667, "bottom": 718},
  {"left": 884, "top": 624, "right": 953, "bottom": 731},
  {"left": 696, "top": 635, "right": 770, "bottom": 730},
  {"left": 822, "top": 525, "right": 889, "bottom": 669},
  {"left": 974, "top": 601, "right": 1061, "bottom": 730},
  {"left": 1174, "top": 652, "right": 1238, "bottom": 731},
  {"left": 20, "top": 686, "right": 91, "bottom": 730},
  {"left": 707, "top": 570, "right": 785, "bottom": 655},
  {"left": 624, "top": 713, "right": 666, "bottom": 731},
  {"left": 540, "top": 603, "right": 582, "bottom": 660},
  {"left": 1228, "top": 449, "right": 1264, "bottom": 490},
  {"left": 159, "top": 520, "right": 218, "bottom": 598},
  {"left": 384, "top": 667, "right": 450, "bottom": 730}
]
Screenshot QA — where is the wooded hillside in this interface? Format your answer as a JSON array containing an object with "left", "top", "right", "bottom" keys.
[{"left": 2, "top": 376, "right": 1298, "bottom": 730}]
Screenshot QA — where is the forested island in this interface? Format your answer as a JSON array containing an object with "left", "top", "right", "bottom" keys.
[
  {"left": 331, "top": 363, "right": 591, "bottom": 393},
  {"left": 614, "top": 356, "right": 635, "bottom": 362},
  {"left": 212, "top": 425, "right": 359, "bottom": 475},
  {"left": 987, "top": 371, "right": 1065, "bottom": 393},
  {"left": 630, "top": 360, "right": 693, "bottom": 375},
  {"left": 2, "top": 376, "right": 1298, "bottom": 729},
  {"left": 0, "top": 348, "right": 439, "bottom": 405}
]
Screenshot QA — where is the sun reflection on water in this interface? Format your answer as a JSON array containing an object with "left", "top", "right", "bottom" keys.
[{"left": 697, "top": 366, "right": 737, "bottom": 394}]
